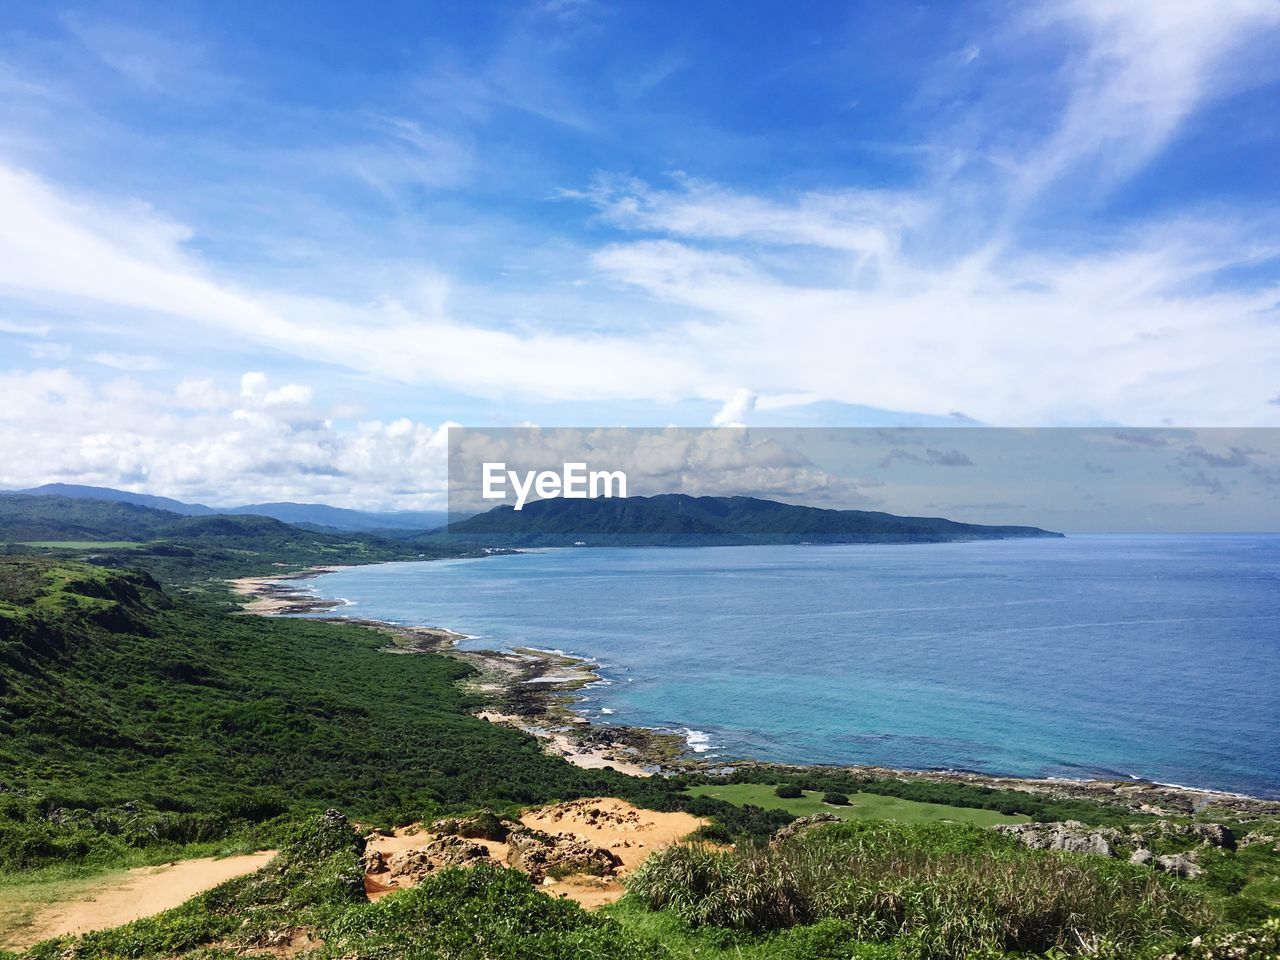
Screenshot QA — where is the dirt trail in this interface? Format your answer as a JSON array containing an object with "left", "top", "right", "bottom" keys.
[{"left": 4, "top": 851, "right": 277, "bottom": 951}]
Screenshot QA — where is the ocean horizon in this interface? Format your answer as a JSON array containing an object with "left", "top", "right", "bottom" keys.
[{"left": 289, "top": 534, "right": 1280, "bottom": 799}]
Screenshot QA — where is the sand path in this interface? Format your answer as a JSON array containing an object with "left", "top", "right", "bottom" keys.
[{"left": 4, "top": 851, "right": 277, "bottom": 951}]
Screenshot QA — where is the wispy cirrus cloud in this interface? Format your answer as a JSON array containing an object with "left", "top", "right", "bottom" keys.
[{"left": 0, "top": 0, "right": 1278, "bottom": 513}]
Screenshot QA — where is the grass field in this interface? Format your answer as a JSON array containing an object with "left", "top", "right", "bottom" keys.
[
  {"left": 685, "top": 783, "right": 1031, "bottom": 827},
  {"left": 17, "top": 541, "right": 142, "bottom": 549}
]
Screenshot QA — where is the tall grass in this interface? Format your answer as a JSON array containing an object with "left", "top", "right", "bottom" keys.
[{"left": 627, "top": 821, "right": 1212, "bottom": 959}]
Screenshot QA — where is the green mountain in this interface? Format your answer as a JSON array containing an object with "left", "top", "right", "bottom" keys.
[
  {"left": 16, "top": 484, "right": 449, "bottom": 532},
  {"left": 447, "top": 494, "right": 1064, "bottom": 546},
  {"left": 0, "top": 493, "right": 464, "bottom": 587}
]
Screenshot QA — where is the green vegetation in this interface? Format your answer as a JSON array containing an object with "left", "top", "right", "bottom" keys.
[
  {"left": 323, "top": 866, "right": 664, "bottom": 960},
  {"left": 0, "top": 557, "right": 664, "bottom": 871},
  {"left": 3, "top": 542, "right": 1279, "bottom": 960},
  {"left": 686, "top": 784, "right": 1030, "bottom": 828},
  {"left": 9, "top": 810, "right": 666, "bottom": 960},
  {"left": 0, "top": 494, "right": 467, "bottom": 592},
  {"left": 606, "top": 898, "right": 900, "bottom": 959},
  {"left": 699, "top": 769, "right": 1142, "bottom": 827},
  {"left": 16, "top": 542, "right": 140, "bottom": 550},
  {"left": 626, "top": 820, "right": 1210, "bottom": 959}
]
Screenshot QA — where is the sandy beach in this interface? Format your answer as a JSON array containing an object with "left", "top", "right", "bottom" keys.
[{"left": 228, "top": 566, "right": 353, "bottom": 615}]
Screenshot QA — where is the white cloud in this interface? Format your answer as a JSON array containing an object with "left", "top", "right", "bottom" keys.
[
  {"left": 1, "top": 0, "right": 1279, "bottom": 449},
  {"left": 0, "top": 368, "right": 451, "bottom": 509},
  {"left": 91, "top": 352, "right": 167, "bottom": 371},
  {"left": 262, "top": 383, "right": 313, "bottom": 407},
  {"left": 576, "top": 175, "right": 924, "bottom": 263},
  {"left": 1016, "top": 0, "right": 1280, "bottom": 198},
  {"left": 2, "top": 149, "right": 1279, "bottom": 428},
  {"left": 712, "top": 388, "right": 757, "bottom": 427},
  {"left": 447, "top": 425, "right": 868, "bottom": 513}
]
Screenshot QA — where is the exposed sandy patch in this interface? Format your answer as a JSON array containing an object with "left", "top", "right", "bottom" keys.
[
  {"left": 363, "top": 798, "right": 703, "bottom": 909},
  {"left": 229, "top": 567, "right": 349, "bottom": 615},
  {"left": 520, "top": 798, "right": 702, "bottom": 875},
  {"left": 5, "top": 851, "right": 276, "bottom": 950},
  {"left": 479, "top": 711, "right": 654, "bottom": 778}
]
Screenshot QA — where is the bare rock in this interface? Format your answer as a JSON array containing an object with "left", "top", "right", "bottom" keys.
[
  {"left": 385, "top": 836, "right": 499, "bottom": 884},
  {"left": 1130, "top": 847, "right": 1155, "bottom": 867},
  {"left": 1240, "top": 831, "right": 1277, "bottom": 849},
  {"left": 505, "top": 828, "right": 622, "bottom": 883},
  {"left": 1190, "top": 823, "right": 1236, "bottom": 850},
  {"left": 995, "top": 821, "right": 1120, "bottom": 858},
  {"left": 430, "top": 811, "right": 516, "bottom": 841},
  {"left": 1155, "top": 853, "right": 1204, "bottom": 879}
]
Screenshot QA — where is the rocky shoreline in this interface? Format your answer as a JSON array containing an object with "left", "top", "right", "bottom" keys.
[{"left": 230, "top": 566, "right": 1280, "bottom": 819}]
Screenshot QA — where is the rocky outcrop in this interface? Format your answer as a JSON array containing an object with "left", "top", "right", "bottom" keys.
[
  {"left": 771, "top": 814, "right": 842, "bottom": 845},
  {"left": 533, "top": 799, "right": 643, "bottom": 831},
  {"left": 1189, "top": 823, "right": 1236, "bottom": 850},
  {"left": 383, "top": 836, "right": 500, "bottom": 884},
  {"left": 1129, "top": 847, "right": 1155, "bottom": 867},
  {"left": 505, "top": 827, "right": 622, "bottom": 883},
  {"left": 1155, "top": 852, "right": 1204, "bottom": 880},
  {"left": 1240, "top": 831, "right": 1278, "bottom": 849},
  {"left": 1139, "top": 820, "right": 1237, "bottom": 850},
  {"left": 995, "top": 821, "right": 1121, "bottom": 857},
  {"left": 430, "top": 811, "right": 515, "bottom": 841}
]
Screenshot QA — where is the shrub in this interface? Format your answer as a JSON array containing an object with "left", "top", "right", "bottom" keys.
[
  {"left": 627, "top": 820, "right": 1211, "bottom": 959},
  {"left": 822, "top": 792, "right": 849, "bottom": 806},
  {"left": 324, "top": 864, "right": 665, "bottom": 960},
  {"left": 775, "top": 784, "right": 803, "bottom": 799},
  {"left": 1161, "top": 918, "right": 1280, "bottom": 958},
  {"left": 23, "top": 810, "right": 366, "bottom": 960}
]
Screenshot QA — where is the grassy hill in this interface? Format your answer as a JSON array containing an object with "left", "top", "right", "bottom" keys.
[
  {"left": 448, "top": 494, "right": 1064, "bottom": 547},
  {"left": 0, "top": 494, "right": 468, "bottom": 589},
  {"left": 0, "top": 558, "right": 651, "bottom": 865}
]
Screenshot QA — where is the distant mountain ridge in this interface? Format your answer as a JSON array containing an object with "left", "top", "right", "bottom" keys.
[
  {"left": 447, "top": 493, "right": 1064, "bottom": 546},
  {"left": 16, "top": 484, "right": 449, "bottom": 532}
]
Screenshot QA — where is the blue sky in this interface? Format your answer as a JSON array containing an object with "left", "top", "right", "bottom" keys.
[{"left": 1, "top": 1, "right": 1279, "bottom": 508}]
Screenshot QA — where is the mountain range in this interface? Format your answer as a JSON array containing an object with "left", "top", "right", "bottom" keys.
[
  {"left": 447, "top": 493, "right": 1063, "bottom": 546},
  {"left": 2, "top": 485, "right": 1062, "bottom": 549},
  {"left": 14, "top": 484, "right": 450, "bottom": 533}
]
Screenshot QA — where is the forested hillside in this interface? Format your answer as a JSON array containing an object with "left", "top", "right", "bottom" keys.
[{"left": 449, "top": 494, "right": 1064, "bottom": 546}]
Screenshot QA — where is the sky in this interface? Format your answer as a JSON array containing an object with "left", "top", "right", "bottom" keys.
[
  {"left": 1, "top": 0, "right": 1280, "bottom": 510},
  {"left": 447, "top": 427, "right": 1280, "bottom": 531}
]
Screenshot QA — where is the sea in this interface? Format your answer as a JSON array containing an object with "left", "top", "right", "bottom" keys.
[{"left": 285, "top": 535, "right": 1280, "bottom": 798}]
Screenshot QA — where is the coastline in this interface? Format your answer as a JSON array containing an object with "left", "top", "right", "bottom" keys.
[
  {"left": 228, "top": 566, "right": 355, "bottom": 614},
  {"left": 230, "top": 566, "right": 1280, "bottom": 818}
]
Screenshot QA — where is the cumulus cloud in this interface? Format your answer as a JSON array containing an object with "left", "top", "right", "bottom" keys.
[
  {"left": 711, "top": 388, "right": 756, "bottom": 427},
  {"left": 446, "top": 426, "right": 871, "bottom": 513},
  {"left": 0, "top": 368, "right": 451, "bottom": 509}
]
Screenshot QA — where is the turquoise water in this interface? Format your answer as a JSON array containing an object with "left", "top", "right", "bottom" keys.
[{"left": 291, "top": 536, "right": 1280, "bottom": 797}]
